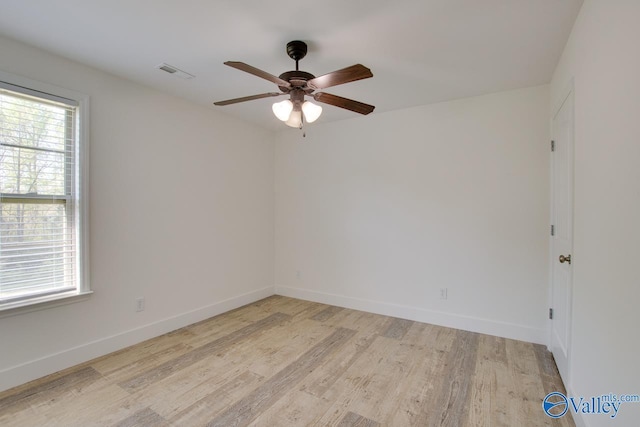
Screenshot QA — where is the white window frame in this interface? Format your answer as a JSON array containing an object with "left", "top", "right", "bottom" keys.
[{"left": 0, "top": 70, "right": 90, "bottom": 317}]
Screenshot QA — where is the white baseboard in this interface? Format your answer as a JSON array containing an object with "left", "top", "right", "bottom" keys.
[
  {"left": 565, "top": 384, "right": 589, "bottom": 427},
  {"left": 0, "top": 286, "right": 274, "bottom": 393},
  {"left": 275, "top": 286, "right": 546, "bottom": 344}
]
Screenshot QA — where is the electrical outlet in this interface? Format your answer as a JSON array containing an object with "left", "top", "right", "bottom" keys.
[
  {"left": 296, "top": 270, "right": 301, "bottom": 280},
  {"left": 440, "top": 288, "right": 448, "bottom": 300},
  {"left": 135, "top": 297, "right": 145, "bottom": 312}
]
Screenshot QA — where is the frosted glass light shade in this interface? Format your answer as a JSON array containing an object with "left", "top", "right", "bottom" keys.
[
  {"left": 272, "top": 99, "right": 293, "bottom": 121},
  {"left": 285, "top": 110, "right": 303, "bottom": 128},
  {"left": 302, "top": 101, "right": 322, "bottom": 123}
]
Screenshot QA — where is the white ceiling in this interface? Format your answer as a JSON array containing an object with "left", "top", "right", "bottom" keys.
[{"left": 0, "top": 0, "right": 582, "bottom": 130}]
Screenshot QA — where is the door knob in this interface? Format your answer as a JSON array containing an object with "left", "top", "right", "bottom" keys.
[{"left": 559, "top": 254, "right": 572, "bottom": 264}]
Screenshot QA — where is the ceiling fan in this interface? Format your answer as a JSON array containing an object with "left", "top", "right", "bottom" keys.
[{"left": 214, "top": 40, "right": 375, "bottom": 128}]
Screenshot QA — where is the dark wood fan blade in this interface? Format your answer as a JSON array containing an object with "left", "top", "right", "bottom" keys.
[
  {"left": 214, "top": 92, "right": 284, "bottom": 106},
  {"left": 313, "top": 92, "right": 375, "bottom": 115},
  {"left": 307, "top": 64, "right": 373, "bottom": 90},
  {"left": 224, "top": 61, "right": 291, "bottom": 88}
]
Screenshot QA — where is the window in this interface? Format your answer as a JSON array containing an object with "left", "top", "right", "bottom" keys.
[{"left": 0, "top": 74, "right": 89, "bottom": 312}]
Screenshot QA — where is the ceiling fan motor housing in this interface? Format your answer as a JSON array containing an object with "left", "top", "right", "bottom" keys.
[
  {"left": 278, "top": 70, "right": 315, "bottom": 93},
  {"left": 286, "top": 40, "right": 308, "bottom": 61}
]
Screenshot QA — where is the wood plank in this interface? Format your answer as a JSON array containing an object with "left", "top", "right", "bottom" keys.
[
  {"left": 244, "top": 319, "right": 336, "bottom": 378},
  {"left": 533, "top": 343, "right": 568, "bottom": 396},
  {"left": 389, "top": 324, "right": 462, "bottom": 426},
  {"left": 169, "top": 371, "right": 264, "bottom": 425},
  {"left": 253, "top": 295, "right": 318, "bottom": 318},
  {"left": 338, "top": 411, "right": 381, "bottom": 427},
  {"left": 113, "top": 407, "right": 169, "bottom": 427},
  {"left": 378, "top": 322, "right": 448, "bottom": 425},
  {"left": 99, "top": 343, "right": 193, "bottom": 383},
  {"left": 0, "top": 366, "right": 102, "bottom": 413},
  {"left": 302, "top": 332, "right": 378, "bottom": 399},
  {"left": 134, "top": 320, "right": 327, "bottom": 418},
  {"left": 379, "top": 322, "right": 433, "bottom": 425},
  {"left": 289, "top": 300, "right": 332, "bottom": 321},
  {"left": 253, "top": 313, "right": 390, "bottom": 425},
  {"left": 246, "top": 385, "right": 326, "bottom": 427},
  {"left": 207, "top": 327, "right": 356, "bottom": 427},
  {"left": 313, "top": 333, "right": 417, "bottom": 425},
  {"left": 466, "top": 333, "right": 502, "bottom": 427},
  {"left": 311, "top": 305, "right": 344, "bottom": 322},
  {"left": 467, "top": 361, "right": 493, "bottom": 426},
  {"left": 492, "top": 343, "right": 521, "bottom": 426},
  {"left": 90, "top": 328, "right": 196, "bottom": 375},
  {"left": 381, "top": 317, "right": 414, "bottom": 340},
  {"left": 129, "top": 358, "right": 255, "bottom": 419},
  {"left": 505, "top": 339, "right": 552, "bottom": 427},
  {"left": 147, "top": 317, "right": 321, "bottom": 419},
  {"left": 301, "top": 310, "right": 391, "bottom": 398},
  {"left": 368, "top": 324, "right": 441, "bottom": 425},
  {"left": 316, "top": 306, "right": 379, "bottom": 330},
  {"left": 183, "top": 306, "right": 268, "bottom": 348},
  {"left": 0, "top": 405, "right": 47, "bottom": 427},
  {"left": 32, "top": 383, "right": 130, "bottom": 426},
  {"left": 118, "top": 312, "right": 290, "bottom": 392},
  {"left": 429, "top": 329, "right": 480, "bottom": 427}
]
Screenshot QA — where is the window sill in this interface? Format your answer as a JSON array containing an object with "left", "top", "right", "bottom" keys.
[{"left": 0, "top": 291, "right": 93, "bottom": 319}]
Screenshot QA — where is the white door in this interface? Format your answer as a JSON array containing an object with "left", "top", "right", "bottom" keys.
[{"left": 550, "top": 89, "right": 574, "bottom": 382}]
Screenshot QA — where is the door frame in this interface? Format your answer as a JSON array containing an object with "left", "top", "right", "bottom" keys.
[{"left": 548, "top": 79, "right": 575, "bottom": 384}]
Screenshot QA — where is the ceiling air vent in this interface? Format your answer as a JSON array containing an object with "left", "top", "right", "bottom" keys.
[{"left": 156, "top": 63, "right": 195, "bottom": 80}]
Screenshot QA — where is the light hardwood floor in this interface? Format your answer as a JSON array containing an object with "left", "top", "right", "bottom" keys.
[{"left": 0, "top": 296, "right": 575, "bottom": 426}]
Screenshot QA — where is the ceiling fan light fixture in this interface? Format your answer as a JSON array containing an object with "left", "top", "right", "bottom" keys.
[
  {"left": 302, "top": 101, "right": 322, "bottom": 123},
  {"left": 285, "top": 110, "right": 303, "bottom": 128},
  {"left": 272, "top": 99, "right": 294, "bottom": 121}
]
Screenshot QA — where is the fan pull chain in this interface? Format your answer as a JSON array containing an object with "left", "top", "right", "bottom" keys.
[{"left": 299, "top": 118, "right": 306, "bottom": 138}]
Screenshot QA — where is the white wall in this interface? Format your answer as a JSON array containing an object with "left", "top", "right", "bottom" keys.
[
  {"left": 0, "top": 36, "right": 275, "bottom": 391},
  {"left": 275, "top": 85, "right": 550, "bottom": 344},
  {"left": 550, "top": 1, "right": 640, "bottom": 426}
]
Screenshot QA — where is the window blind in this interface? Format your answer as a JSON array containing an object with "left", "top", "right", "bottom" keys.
[{"left": 0, "top": 86, "right": 78, "bottom": 304}]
